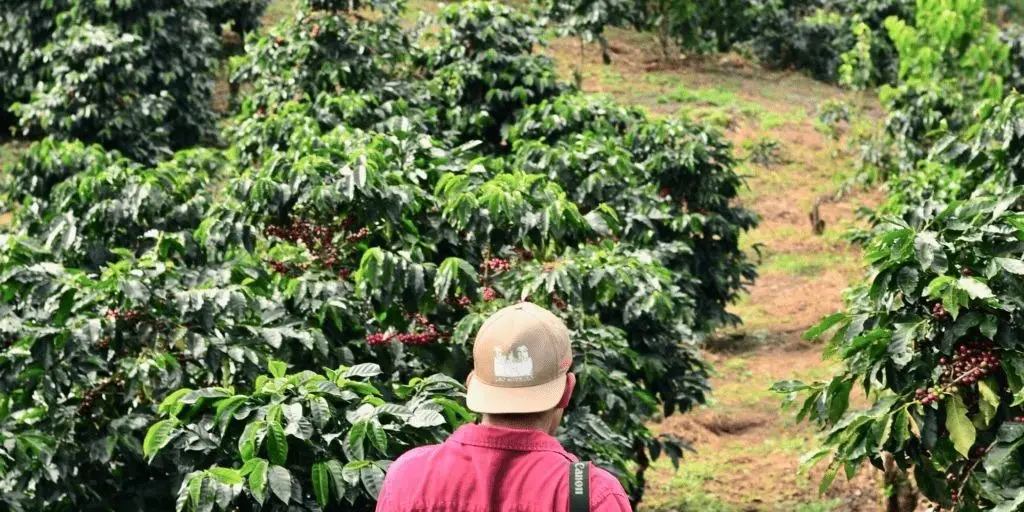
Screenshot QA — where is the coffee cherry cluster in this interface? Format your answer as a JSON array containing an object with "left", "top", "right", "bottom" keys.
[
  {"left": 659, "top": 187, "right": 671, "bottom": 198},
  {"left": 942, "top": 341, "right": 1000, "bottom": 386},
  {"left": 94, "top": 337, "right": 111, "bottom": 350},
  {"left": 483, "top": 287, "right": 498, "bottom": 302},
  {"left": 366, "top": 324, "right": 444, "bottom": 346},
  {"left": 932, "top": 303, "right": 950, "bottom": 321},
  {"left": 1009, "top": 416, "right": 1024, "bottom": 423},
  {"left": 76, "top": 376, "right": 124, "bottom": 417},
  {"left": 456, "top": 295, "right": 472, "bottom": 308},
  {"left": 105, "top": 308, "right": 141, "bottom": 323},
  {"left": 264, "top": 216, "right": 364, "bottom": 277},
  {"left": 397, "top": 324, "right": 441, "bottom": 345},
  {"left": 915, "top": 387, "right": 943, "bottom": 405},
  {"left": 265, "top": 216, "right": 334, "bottom": 249},
  {"left": 551, "top": 294, "right": 568, "bottom": 311},
  {"left": 346, "top": 227, "right": 370, "bottom": 244},
  {"left": 365, "top": 332, "right": 394, "bottom": 346},
  {"left": 480, "top": 258, "right": 510, "bottom": 273},
  {"left": 268, "top": 260, "right": 291, "bottom": 276}
]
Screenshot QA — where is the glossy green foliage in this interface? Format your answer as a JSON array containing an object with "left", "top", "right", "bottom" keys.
[
  {"left": 788, "top": 13, "right": 1024, "bottom": 507},
  {"left": 0, "top": 1, "right": 758, "bottom": 510},
  {"left": 873, "top": 0, "right": 1011, "bottom": 179},
  {"left": 1, "top": 0, "right": 225, "bottom": 163},
  {"left": 146, "top": 364, "right": 470, "bottom": 510},
  {"left": 788, "top": 194, "right": 1024, "bottom": 510}
]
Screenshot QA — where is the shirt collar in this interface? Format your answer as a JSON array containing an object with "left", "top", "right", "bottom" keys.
[{"left": 448, "top": 424, "right": 573, "bottom": 456}]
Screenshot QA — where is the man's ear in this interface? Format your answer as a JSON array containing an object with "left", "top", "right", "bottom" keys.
[{"left": 556, "top": 373, "right": 575, "bottom": 409}]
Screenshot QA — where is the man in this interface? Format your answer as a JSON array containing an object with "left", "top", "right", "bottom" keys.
[{"left": 376, "top": 302, "right": 632, "bottom": 511}]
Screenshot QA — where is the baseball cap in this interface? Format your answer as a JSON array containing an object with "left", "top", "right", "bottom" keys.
[{"left": 466, "top": 302, "right": 573, "bottom": 414}]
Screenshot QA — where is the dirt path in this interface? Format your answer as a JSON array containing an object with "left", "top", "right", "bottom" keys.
[{"left": 538, "top": 27, "right": 890, "bottom": 512}]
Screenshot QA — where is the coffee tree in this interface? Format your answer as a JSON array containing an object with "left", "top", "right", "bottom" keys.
[
  {"left": 782, "top": 62, "right": 1024, "bottom": 512},
  {"left": 2, "top": 0, "right": 225, "bottom": 163}
]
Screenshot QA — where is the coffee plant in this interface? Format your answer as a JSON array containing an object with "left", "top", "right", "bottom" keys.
[
  {"left": 781, "top": 191, "right": 1024, "bottom": 510},
  {"left": 1, "top": 0, "right": 758, "bottom": 510},
  {"left": 145, "top": 363, "right": 470, "bottom": 510},
  {"left": 783, "top": 1, "right": 1024, "bottom": 506},
  {"left": 1, "top": 0, "right": 241, "bottom": 163}
]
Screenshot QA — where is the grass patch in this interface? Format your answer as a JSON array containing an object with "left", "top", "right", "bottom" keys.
[
  {"left": 762, "top": 252, "right": 849, "bottom": 277},
  {"left": 657, "top": 86, "right": 741, "bottom": 107},
  {"left": 640, "top": 458, "right": 735, "bottom": 512},
  {"left": 760, "top": 108, "right": 808, "bottom": 129},
  {"left": 725, "top": 293, "right": 793, "bottom": 333},
  {"left": 263, "top": 0, "right": 296, "bottom": 26}
]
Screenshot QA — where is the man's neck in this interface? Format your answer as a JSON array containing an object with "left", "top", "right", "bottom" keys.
[{"left": 480, "top": 414, "right": 555, "bottom": 435}]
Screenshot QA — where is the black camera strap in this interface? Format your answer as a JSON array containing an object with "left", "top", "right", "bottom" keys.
[{"left": 569, "top": 461, "right": 589, "bottom": 512}]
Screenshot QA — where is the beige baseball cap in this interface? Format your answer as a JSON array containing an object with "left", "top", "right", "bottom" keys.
[{"left": 466, "top": 302, "right": 573, "bottom": 414}]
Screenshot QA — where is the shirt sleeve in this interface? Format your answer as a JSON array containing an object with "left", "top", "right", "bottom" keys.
[{"left": 593, "top": 491, "right": 633, "bottom": 511}]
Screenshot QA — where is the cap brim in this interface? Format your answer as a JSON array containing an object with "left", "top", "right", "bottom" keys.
[{"left": 466, "top": 372, "right": 567, "bottom": 414}]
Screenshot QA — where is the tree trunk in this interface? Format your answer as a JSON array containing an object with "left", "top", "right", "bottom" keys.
[{"left": 883, "top": 453, "right": 919, "bottom": 512}]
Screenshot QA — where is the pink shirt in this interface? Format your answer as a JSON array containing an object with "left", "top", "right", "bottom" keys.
[{"left": 376, "top": 424, "right": 632, "bottom": 511}]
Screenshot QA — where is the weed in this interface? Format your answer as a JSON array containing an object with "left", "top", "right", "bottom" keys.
[{"left": 744, "top": 137, "right": 786, "bottom": 166}]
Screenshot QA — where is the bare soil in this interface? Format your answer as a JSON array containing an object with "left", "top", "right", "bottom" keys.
[{"left": 540, "top": 21, "right": 896, "bottom": 512}]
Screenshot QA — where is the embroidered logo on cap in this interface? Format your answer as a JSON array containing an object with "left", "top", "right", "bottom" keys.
[{"left": 493, "top": 344, "right": 534, "bottom": 382}]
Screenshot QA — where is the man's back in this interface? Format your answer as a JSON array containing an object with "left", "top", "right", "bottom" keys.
[{"left": 376, "top": 424, "right": 632, "bottom": 512}]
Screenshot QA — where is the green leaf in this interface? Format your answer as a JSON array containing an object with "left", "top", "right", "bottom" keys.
[
  {"left": 342, "top": 461, "right": 365, "bottom": 485},
  {"left": 158, "top": 388, "right": 194, "bottom": 417},
  {"left": 957, "top": 277, "right": 994, "bottom": 300},
  {"left": 977, "top": 378, "right": 1000, "bottom": 429},
  {"left": 347, "top": 420, "right": 368, "bottom": 460},
  {"left": 945, "top": 394, "right": 976, "bottom": 458},
  {"left": 208, "top": 467, "right": 243, "bottom": 486},
  {"left": 803, "top": 312, "right": 846, "bottom": 341},
  {"left": 826, "top": 378, "right": 854, "bottom": 424},
  {"left": 819, "top": 459, "right": 841, "bottom": 493},
  {"left": 981, "top": 315, "right": 999, "bottom": 339},
  {"left": 266, "top": 421, "right": 288, "bottom": 465},
  {"left": 269, "top": 465, "right": 292, "bottom": 504},
  {"left": 311, "top": 462, "right": 330, "bottom": 507},
  {"left": 248, "top": 459, "right": 269, "bottom": 504},
  {"left": 889, "top": 323, "right": 918, "bottom": 368},
  {"left": 891, "top": 409, "right": 910, "bottom": 450},
  {"left": 368, "top": 420, "right": 388, "bottom": 453},
  {"left": 214, "top": 395, "right": 248, "bottom": 435},
  {"left": 325, "top": 459, "right": 347, "bottom": 501},
  {"left": 188, "top": 473, "right": 204, "bottom": 511},
  {"left": 914, "top": 231, "right": 947, "bottom": 273},
  {"left": 924, "top": 275, "right": 955, "bottom": 298},
  {"left": 309, "top": 397, "right": 330, "bottom": 429},
  {"left": 409, "top": 408, "right": 446, "bottom": 428},
  {"left": 240, "top": 458, "right": 263, "bottom": 476},
  {"left": 995, "top": 257, "right": 1024, "bottom": 275},
  {"left": 144, "top": 419, "right": 177, "bottom": 462},
  {"left": 238, "top": 421, "right": 264, "bottom": 462},
  {"left": 343, "top": 363, "right": 382, "bottom": 378},
  {"left": 361, "top": 464, "right": 386, "bottom": 500},
  {"left": 268, "top": 360, "right": 287, "bottom": 379}
]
